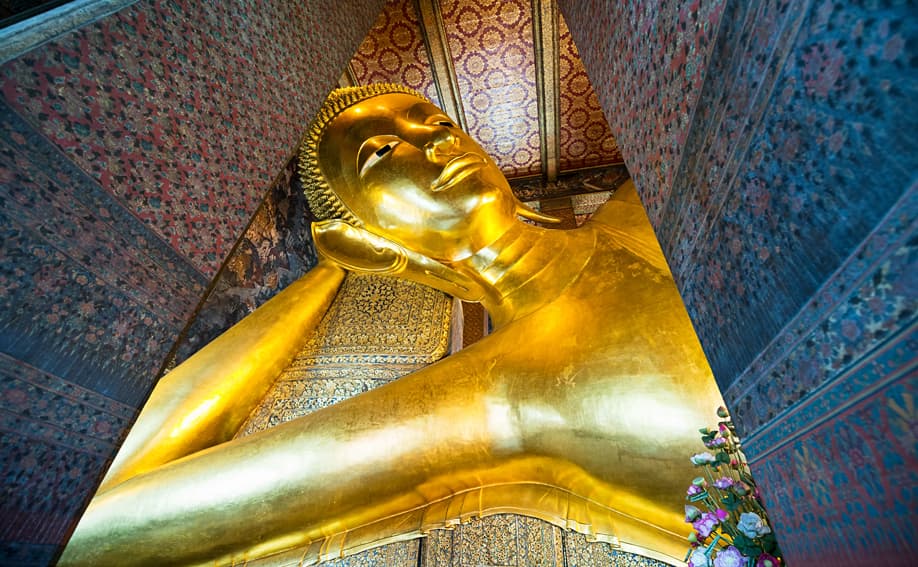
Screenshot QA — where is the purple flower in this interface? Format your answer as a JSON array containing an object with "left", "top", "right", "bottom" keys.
[
  {"left": 756, "top": 553, "right": 779, "bottom": 567},
  {"left": 714, "top": 477, "right": 734, "bottom": 489},
  {"left": 692, "top": 512, "right": 720, "bottom": 538},
  {"left": 687, "top": 484, "right": 704, "bottom": 496},
  {"left": 713, "top": 546, "right": 744, "bottom": 567},
  {"left": 738, "top": 512, "right": 772, "bottom": 538},
  {"left": 715, "top": 508, "right": 729, "bottom": 521}
]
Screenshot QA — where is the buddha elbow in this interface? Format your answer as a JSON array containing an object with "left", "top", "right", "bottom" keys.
[
  {"left": 470, "top": 399, "right": 568, "bottom": 464},
  {"left": 483, "top": 399, "right": 525, "bottom": 455}
]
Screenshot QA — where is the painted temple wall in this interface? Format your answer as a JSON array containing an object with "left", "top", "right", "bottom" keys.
[
  {"left": 0, "top": 1, "right": 384, "bottom": 563},
  {"left": 170, "top": 155, "right": 319, "bottom": 366},
  {"left": 560, "top": 0, "right": 916, "bottom": 565}
]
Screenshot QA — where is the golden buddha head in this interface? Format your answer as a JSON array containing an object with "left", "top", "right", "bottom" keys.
[{"left": 299, "top": 84, "right": 550, "bottom": 265}]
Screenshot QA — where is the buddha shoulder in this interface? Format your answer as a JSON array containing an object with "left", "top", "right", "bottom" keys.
[{"left": 584, "top": 182, "right": 672, "bottom": 277}]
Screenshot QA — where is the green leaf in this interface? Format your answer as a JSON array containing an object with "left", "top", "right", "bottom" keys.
[
  {"left": 716, "top": 451, "right": 730, "bottom": 464},
  {"left": 731, "top": 533, "right": 760, "bottom": 557},
  {"left": 722, "top": 493, "right": 741, "bottom": 512},
  {"left": 732, "top": 533, "right": 752, "bottom": 547},
  {"left": 761, "top": 532, "right": 778, "bottom": 554}
]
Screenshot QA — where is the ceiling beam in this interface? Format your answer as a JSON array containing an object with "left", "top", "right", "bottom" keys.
[
  {"left": 415, "top": 0, "right": 468, "bottom": 131},
  {"left": 337, "top": 62, "right": 359, "bottom": 89},
  {"left": 531, "top": 0, "right": 561, "bottom": 183}
]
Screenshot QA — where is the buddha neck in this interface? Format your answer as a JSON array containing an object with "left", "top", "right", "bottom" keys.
[{"left": 453, "top": 221, "right": 596, "bottom": 327}]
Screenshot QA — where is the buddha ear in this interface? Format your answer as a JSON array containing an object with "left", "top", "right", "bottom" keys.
[
  {"left": 311, "top": 219, "right": 408, "bottom": 274},
  {"left": 311, "top": 220, "right": 486, "bottom": 302}
]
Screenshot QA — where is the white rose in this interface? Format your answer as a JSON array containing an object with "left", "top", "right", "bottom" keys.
[
  {"left": 690, "top": 452, "right": 716, "bottom": 465},
  {"left": 689, "top": 549, "right": 710, "bottom": 567},
  {"left": 737, "top": 511, "right": 772, "bottom": 538}
]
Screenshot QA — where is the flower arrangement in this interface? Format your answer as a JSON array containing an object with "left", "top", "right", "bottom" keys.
[{"left": 684, "top": 406, "right": 783, "bottom": 567}]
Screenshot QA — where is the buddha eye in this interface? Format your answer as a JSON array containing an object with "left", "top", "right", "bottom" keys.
[
  {"left": 425, "top": 114, "right": 456, "bottom": 128},
  {"left": 359, "top": 139, "right": 400, "bottom": 177}
]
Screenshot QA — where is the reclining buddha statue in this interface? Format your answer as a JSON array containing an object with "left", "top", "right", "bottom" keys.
[{"left": 60, "top": 84, "right": 724, "bottom": 566}]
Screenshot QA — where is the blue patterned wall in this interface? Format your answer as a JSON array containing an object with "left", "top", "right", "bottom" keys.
[
  {"left": 561, "top": 0, "right": 916, "bottom": 565},
  {"left": 0, "top": 1, "right": 383, "bottom": 564}
]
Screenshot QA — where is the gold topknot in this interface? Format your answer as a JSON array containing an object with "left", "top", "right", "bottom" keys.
[{"left": 298, "top": 84, "right": 429, "bottom": 224}]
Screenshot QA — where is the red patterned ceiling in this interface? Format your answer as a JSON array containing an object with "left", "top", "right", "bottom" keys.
[
  {"left": 349, "top": 1, "right": 441, "bottom": 107},
  {"left": 440, "top": 0, "right": 541, "bottom": 178},
  {"left": 557, "top": 15, "right": 623, "bottom": 170},
  {"left": 343, "top": 0, "right": 625, "bottom": 186}
]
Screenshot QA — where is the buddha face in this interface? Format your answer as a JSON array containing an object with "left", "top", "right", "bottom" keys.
[{"left": 317, "top": 93, "right": 519, "bottom": 262}]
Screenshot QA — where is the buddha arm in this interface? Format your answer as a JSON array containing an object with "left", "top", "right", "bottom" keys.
[
  {"left": 60, "top": 279, "right": 710, "bottom": 566},
  {"left": 97, "top": 262, "right": 345, "bottom": 492},
  {"left": 63, "top": 187, "right": 722, "bottom": 565},
  {"left": 61, "top": 348, "right": 523, "bottom": 566}
]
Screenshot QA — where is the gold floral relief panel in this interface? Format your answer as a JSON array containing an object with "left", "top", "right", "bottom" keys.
[
  {"left": 316, "top": 541, "right": 420, "bottom": 567},
  {"left": 236, "top": 273, "right": 452, "bottom": 437},
  {"left": 301, "top": 514, "right": 673, "bottom": 567},
  {"left": 419, "top": 514, "right": 670, "bottom": 567}
]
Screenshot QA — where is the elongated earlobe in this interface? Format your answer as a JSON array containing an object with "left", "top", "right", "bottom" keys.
[
  {"left": 311, "top": 220, "right": 408, "bottom": 273},
  {"left": 312, "top": 220, "right": 487, "bottom": 302},
  {"left": 516, "top": 201, "right": 561, "bottom": 224}
]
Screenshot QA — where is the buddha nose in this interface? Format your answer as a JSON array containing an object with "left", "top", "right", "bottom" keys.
[{"left": 424, "top": 128, "right": 458, "bottom": 162}]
